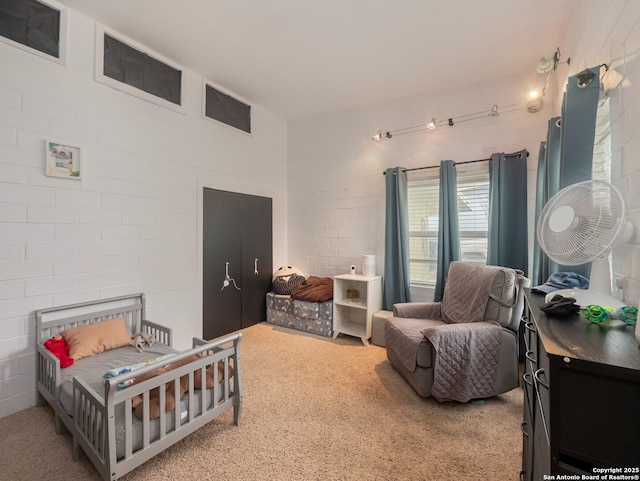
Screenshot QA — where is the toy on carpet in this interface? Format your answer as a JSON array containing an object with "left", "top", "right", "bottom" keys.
[
  {"left": 43, "top": 336, "right": 74, "bottom": 368},
  {"left": 130, "top": 332, "right": 155, "bottom": 352},
  {"left": 131, "top": 355, "right": 233, "bottom": 420}
]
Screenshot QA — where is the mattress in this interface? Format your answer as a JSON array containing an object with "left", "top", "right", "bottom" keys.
[{"left": 59, "top": 345, "right": 227, "bottom": 459}]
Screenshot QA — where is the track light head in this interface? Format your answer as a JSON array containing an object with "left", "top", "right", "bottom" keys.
[
  {"left": 426, "top": 118, "right": 437, "bottom": 130},
  {"left": 536, "top": 56, "right": 555, "bottom": 74},
  {"left": 372, "top": 131, "right": 382, "bottom": 141},
  {"left": 537, "top": 48, "right": 564, "bottom": 74},
  {"left": 527, "top": 97, "right": 543, "bottom": 113},
  {"left": 489, "top": 105, "right": 499, "bottom": 117}
]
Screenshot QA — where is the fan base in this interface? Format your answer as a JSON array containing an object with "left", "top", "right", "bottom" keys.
[{"left": 545, "top": 288, "right": 624, "bottom": 308}]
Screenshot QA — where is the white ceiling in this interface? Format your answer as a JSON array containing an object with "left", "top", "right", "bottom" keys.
[{"left": 57, "top": 0, "right": 570, "bottom": 120}]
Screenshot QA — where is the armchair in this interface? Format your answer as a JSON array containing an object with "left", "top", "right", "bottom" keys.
[{"left": 385, "top": 261, "right": 530, "bottom": 401}]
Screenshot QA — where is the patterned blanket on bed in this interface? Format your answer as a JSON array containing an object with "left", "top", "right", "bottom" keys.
[{"left": 102, "top": 353, "right": 177, "bottom": 390}]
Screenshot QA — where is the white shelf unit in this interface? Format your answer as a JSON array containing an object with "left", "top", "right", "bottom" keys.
[{"left": 332, "top": 274, "right": 382, "bottom": 346}]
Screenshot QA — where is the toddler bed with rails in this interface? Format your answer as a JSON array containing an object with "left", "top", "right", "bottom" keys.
[{"left": 35, "top": 293, "right": 242, "bottom": 481}]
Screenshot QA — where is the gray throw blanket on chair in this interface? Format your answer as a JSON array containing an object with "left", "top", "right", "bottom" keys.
[
  {"left": 422, "top": 262, "right": 513, "bottom": 402},
  {"left": 422, "top": 322, "right": 502, "bottom": 402}
]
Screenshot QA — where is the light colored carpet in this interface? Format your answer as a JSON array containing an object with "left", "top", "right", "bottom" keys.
[{"left": 0, "top": 323, "right": 523, "bottom": 480}]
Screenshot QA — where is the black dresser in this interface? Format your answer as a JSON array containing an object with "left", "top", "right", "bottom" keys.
[{"left": 521, "top": 288, "right": 640, "bottom": 480}]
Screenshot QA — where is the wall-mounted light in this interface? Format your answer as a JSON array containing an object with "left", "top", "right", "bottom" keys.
[
  {"left": 372, "top": 131, "right": 382, "bottom": 141},
  {"left": 532, "top": 48, "right": 571, "bottom": 100},
  {"left": 526, "top": 90, "right": 543, "bottom": 113},
  {"left": 536, "top": 56, "right": 556, "bottom": 74},
  {"left": 426, "top": 118, "right": 437, "bottom": 130},
  {"left": 527, "top": 97, "right": 543, "bottom": 113}
]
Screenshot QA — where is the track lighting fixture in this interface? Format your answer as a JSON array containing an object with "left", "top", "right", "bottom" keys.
[
  {"left": 536, "top": 56, "right": 556, "bottom": 74},
  {"left": 527, "top": 97, "right": 543, "bottom": 113},
  {"left": 537, "top": 48, "right": 567, "bottom": 74},
  {"left": 532, "top": 48, "right": 570, "bottom": 100},
  {"left": 370, "top": 104, "right": 512, "bottom": 141}
]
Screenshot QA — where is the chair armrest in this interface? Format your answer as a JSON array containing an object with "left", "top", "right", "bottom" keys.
[{"left": 393, "top": 302, "right": 442, "bottom": 319}]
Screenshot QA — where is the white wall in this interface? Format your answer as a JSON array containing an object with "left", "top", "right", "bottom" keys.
[
  {"left": 0, "top": 9, "right": 288, "bottom": 417},
  {"left": 287, "top": 73, "right": 552, "bottom": 301},
  {"left": 554, "top": 0, "right": 640, "bottom": 306}
]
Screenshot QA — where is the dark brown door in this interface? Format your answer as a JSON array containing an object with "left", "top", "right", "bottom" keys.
[
  {"left": 203, "top": 188, "right": 272, "bottom": 340},
  {"left": 241, "top": 193, "right": 272, "bottom": 328}
]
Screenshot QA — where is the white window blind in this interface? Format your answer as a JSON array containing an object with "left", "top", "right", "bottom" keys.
[
  {"left": 593, "top": 97, "right": 611, "bottom": 182},
  {"left": 408, "top": 168, "right": 490, "bottom": 285}
]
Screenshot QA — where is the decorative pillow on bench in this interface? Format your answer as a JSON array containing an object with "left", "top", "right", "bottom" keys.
[
  {"left": 273, "top": 274, "right": 306, "bottom": 295},
  {"left": 62, "top": 317, "right": 132, "bottom": 360}
]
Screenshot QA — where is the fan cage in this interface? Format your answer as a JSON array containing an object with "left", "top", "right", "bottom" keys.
[{"left": 537, "top": 180, "right": 627, "bottom": 265}]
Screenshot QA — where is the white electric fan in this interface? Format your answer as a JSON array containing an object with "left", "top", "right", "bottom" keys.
[{"left": 537, "top": 179, "right": 634, "bottom": 311}]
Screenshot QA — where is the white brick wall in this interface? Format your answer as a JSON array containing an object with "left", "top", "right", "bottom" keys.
[
  {"left": 555, "top": 0, "right": 640, "bottom": 306},
  {"left": 288, "top": 2, "right": 640, "bottom": 307},
  {"left": 288, "top": 73, "right": 550, "bottom": 296},
  {"left": 0, "top": 8, "right": 288, "bottom": 417}
]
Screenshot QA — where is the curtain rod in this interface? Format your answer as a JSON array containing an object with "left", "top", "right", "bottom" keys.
[{"left": 382, "top": 150, "right": 528, "bottom": 175}]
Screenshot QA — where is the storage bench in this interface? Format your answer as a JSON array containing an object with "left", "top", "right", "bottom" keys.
[{"left": 266, "top": 292, "right": 333, "bottom": 337}]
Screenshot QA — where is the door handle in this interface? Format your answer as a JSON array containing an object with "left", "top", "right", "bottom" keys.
[
  {"left": 525, "top": 350, "right": 536, "bottom": 365},
  {"left": 254, "top": 258, "right": 259, "bottom": 275},
  {"left": 533, "top": 368, "right": 549, "bottom": 390},
  {"left": 221, "top": 261, "right": 241, "bottom": 291}
]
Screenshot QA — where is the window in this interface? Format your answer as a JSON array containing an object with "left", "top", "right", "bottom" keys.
[
  {"left": 95, "top": 27, "right": 184, "bottom": 112},
  {"left": 593, "top": 96, "right": 611, "bottom": 182},
  {"left": 203, "top": 81, "right": 251, "bottom": 134},
  {"left": 408, "top": 168, "right": 490, "bottom": 285},
  {"left": 0, "top": 0, "right": 67, "bottom": 64}
]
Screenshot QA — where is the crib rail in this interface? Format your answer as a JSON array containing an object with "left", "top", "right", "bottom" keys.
[
  {"left": 140, "top": 319, "right": 172, "bottom": 346},
  {"left": 36, "top": 345, "right": 59, "bottom": 404},
  {"left": 36, "top": 293, "right": 148, "bottom": 344},
  {"left": 70, "top": 332, "right": 242, "bottom": 481},
  {"left": 74, "top": 378, "right": 108, "bottom": 466},
  {"left": 35, "top": 294, "right": 242, "bottom": 481}
]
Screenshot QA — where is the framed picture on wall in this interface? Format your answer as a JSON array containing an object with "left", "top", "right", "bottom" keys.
[{"left": 45, "top": 139, "right": 81, "bottom": 179}]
